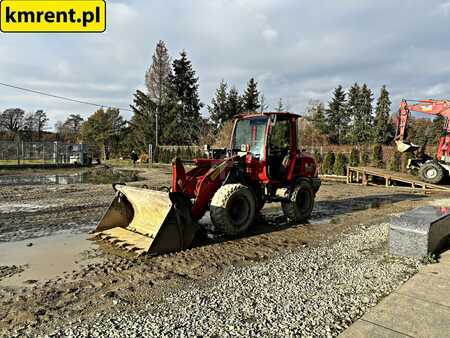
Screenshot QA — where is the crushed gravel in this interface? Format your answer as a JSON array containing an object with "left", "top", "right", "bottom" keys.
[{"left": 49, "top": 223, "right": 421, "bottom": 337}]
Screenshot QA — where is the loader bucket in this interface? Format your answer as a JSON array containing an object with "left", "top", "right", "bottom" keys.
[
  {"left": 395, "top": 140, "right": 419, "bottom": 153},
  {"left": 93, "top": 185, "right": 198, "bottom": 256}
]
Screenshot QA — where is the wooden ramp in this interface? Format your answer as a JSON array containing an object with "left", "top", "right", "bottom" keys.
[{"left": 347, "top": 166, "right": 450, "bottom": 192}]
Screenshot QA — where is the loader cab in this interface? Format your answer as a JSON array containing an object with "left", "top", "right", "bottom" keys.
[
  {"left": 231, "top": 112, "right": 299, "bottom": 182},
  {"left": 267, "top": 113, "right": 296, "bottom": 180}
]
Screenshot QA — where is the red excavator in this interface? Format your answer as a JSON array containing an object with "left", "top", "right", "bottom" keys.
[
  {"left": 94, "top": 112, "right": 321, "bottom": 256},
  {"left": 395, "top": 99, "right": 450, "bottom": 184}
]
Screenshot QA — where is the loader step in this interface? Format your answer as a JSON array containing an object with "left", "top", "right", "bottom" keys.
[{"left": 347, "top": 166, "right": 450, "bottom": 192}]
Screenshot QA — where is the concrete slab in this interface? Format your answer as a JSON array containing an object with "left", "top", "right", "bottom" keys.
[
  {"left": 421, "top": 260, "right": 450, "bottom": 279},
  {"left": 339, "top": 320, "right": 410, "bottom": 338},
  {"left": 363, "top": 293, "right": 450, "bottom": 338},
  {"left": 389, "top": 206, "right": 450, "bottom": 257},
  {"left": 396, "top": 273, "right": 450, "bottom": 307}
]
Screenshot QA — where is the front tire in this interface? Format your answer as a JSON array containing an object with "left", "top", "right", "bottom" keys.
[
  {"left": 418, "top": 162, "right": 444, "bottom": 184},
  {"left": 210, "top": 184, "right": 256, "bottom": 235},
  {"left": 281, "top": 181, "right": 315, "bottom": 222}
]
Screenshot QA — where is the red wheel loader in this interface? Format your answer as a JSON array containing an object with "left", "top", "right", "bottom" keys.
[{"left": 94, "top": 112, "right": 321, "bottom": 255}]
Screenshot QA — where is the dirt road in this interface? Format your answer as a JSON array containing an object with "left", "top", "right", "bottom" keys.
[{"left": 0, "top": 166, "right": 442, "bottom": 336}]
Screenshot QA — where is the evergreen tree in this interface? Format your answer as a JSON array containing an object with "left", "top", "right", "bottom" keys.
[
  {"left": 208, "top": 80, "right": 229, "bottom": 131},
  {"left": 165, "top": 51, "right": 203, "bottom": 144},
  {"left": 327, "top": 85, "right": 348, "bottom": 144},
  {"left": 347, "top": 83, "right": 361, "bottom": 144},
  {"left": 388, "top": 151, "right": 402, "bottom": 172},
  {"left": 333, "top": 153, "right": 348, "bottom": 176},
  {"left": 349, "top": 147, "right": 360, "bottom": 167},
  {"left": 351, "top": 84, "right": 373, "bottom": 144},
  {"left": 322, "top": 152, "right": 335, "bottom": 174},
  {"left": 129, "top": 89, "right": 157, "bottom": 151},
  {"left": 275, "top": 98, "right": 284, "bottom": 112},
  {"left": 310, "top": 102, "right": 327, "bottom": 134},
  {"left": 242, "top": 78, "right": 260, "bottom": 112},
  {"left": 371, "top": 144, "right": 384, "bottom": 168},
  {"left": 227, "top": 86, "right": 244, "bottom": 118},
  {"left": 373, "top": 85, "right": 392, "bottom": 144},
  {"left": 360, "top": 145, "right": 369, "bottom": 166}
]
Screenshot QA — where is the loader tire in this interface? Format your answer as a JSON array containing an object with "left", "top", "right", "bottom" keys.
[
  {"left": 210, "top": 184, "right": 256, "bottom": 236},
  {"left": 281, "top": 181, "right": 315, "bottom": 223},
  {"left": 419, "top": 162, "right": 445, "bottom": 184}
]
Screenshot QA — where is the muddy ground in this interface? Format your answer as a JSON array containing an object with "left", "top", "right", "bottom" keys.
[{"left": 0, "top": 166, "right": 444, "bottom": 337}]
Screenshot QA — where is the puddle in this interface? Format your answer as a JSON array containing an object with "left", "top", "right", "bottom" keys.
[
  {"left": 0, "top": 172, "right": 142, "bottom": 186},
  {"left": 0, "top": 202, "right": 58, "bottom": 213},
  {"left": 0, "top": 232, "right": 103, "bottom": 287}
]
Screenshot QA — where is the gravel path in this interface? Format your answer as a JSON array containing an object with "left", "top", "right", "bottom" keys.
[{"left": 51, "top": 223, "right": 421, "bottom": 338}]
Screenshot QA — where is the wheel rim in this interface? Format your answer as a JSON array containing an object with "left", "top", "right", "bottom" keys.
[
  {"left": 425, "top": 167, "right": 438, "bottom": 179},
  {"left": 228, "top": 195, "right": 250, "bottom": 226}
]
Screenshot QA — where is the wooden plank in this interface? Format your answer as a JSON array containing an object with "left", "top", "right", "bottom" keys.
[{"left": 346, "top": 166, "right": 450, "bottom": 192}]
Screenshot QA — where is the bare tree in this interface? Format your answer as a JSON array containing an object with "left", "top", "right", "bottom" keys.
[
  {"left": 0, "top": 108, "right": 25, "bottom": 140},
  {"left": 33, "top": 110, "right": 49, "bottom": 141}
]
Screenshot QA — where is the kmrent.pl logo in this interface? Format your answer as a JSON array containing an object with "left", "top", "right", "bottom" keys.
[{"left": 0, "top": 0, "right": 106, "bottom": 32}]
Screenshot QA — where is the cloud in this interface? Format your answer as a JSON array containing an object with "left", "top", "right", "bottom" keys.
[{"left": 1, "top": 0, "right": 450, "bottom": 129}]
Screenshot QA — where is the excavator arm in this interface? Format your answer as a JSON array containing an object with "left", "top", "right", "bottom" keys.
[{"left": 395, "top": 99, "right": 450, "bottom": 153}]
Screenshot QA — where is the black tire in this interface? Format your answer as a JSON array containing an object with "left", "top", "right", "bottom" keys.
[
  {"left": 418, "top": 162, "right": 445, "bottom": 184},
  {"left": 210, "top": 184, "right": 256, "bottom": 235},
  {"left": 281, "top": 181, "right": 315, "bottom": 222}
]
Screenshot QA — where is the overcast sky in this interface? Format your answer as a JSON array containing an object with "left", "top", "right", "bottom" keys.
[{"left": 1, "top": 0, "right": 450, "bottom": 128}]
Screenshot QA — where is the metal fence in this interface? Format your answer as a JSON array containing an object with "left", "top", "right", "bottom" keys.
[{"left": 0, "top": 140, "right": 87, "bottom": 165}]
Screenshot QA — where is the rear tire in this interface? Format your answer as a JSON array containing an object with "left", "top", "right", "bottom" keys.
[
  {"left": 210, "top": 184, "right": 256, "bottom": 235},
  {"left": 418, "top": 162, "right": 444, "bottom": 184},
  {"left": 281, "top": 181, "right": 315, "bottom": 223}
]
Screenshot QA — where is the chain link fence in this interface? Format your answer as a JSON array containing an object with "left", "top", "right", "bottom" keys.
[{"left": 0, "top": 140, "right": 89, "bottom": 165}]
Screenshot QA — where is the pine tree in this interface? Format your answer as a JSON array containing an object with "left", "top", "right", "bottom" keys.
[
  {"left": 327, "top": 85, "right": 348, "bottom": 144},
  {"left": 388, "top": 151, "right": 402, "bottom": 172},
  {"left": 349, "top": 147, "right": 360, "bottom": 167},
  {"left": 360, "top": 145, "right": 369, "bottom": 166},
  {"left": 208, "top": 80, "right": 229, "bottom": 131},
  {"left": 373, "top": 85, "right": 392, "bottom": 144},
  {"left": 165, "top": 51, "right": 203, "bottom": 144},
  {"left": 310, "top": 102, "right": 327, "bottom": 134},
  {"left": 333, "top": 153, "right": 348, "bottom": 176},
  {"left": 322, "top": 152, "right": 335, "bottom": 174},
  {"left": 371, "top": 144, "right": 384, "bottom": 168},
  {"left": 129, "top": 90, "right": 157, "bottom": 152},
  {"left": 351, "top": 84, "right": 373, "bottom": 144},
  {"left": 242, "top": 78, "right": 260, "bottom": 112},
  {"left": 275, "top": 98, "right": 284, "bottom": 112},
  {"left": 347, "top": 83, "right": 361, "bottom": 144},
  {"left": 227, "top": 86, "right": 244, "bottom": 118}
]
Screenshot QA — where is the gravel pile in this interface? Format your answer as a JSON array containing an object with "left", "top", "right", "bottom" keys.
[{"left": 50, "top": 223, "right": 421, "bottom": 337}]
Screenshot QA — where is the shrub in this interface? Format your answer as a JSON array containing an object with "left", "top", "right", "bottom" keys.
[
  {"left": 388, "top": 152, "right": 402, "bottom": 172},
  {"left": 333, "top": 153, "right": 348, "bottom": 176},
  {"left": 349, "top": 148, "right": 360, "bottom": 167},
  {"left": 322, "top": 152, "right": 335, "bottom": 175},
  {"left": 371, "top": 144, "right": 384, "bottom": 168},
  {"left": 360, "top": 145, "right": 369, "bottom": 166}
]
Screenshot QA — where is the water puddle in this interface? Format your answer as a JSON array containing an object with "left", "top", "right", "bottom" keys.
[
  {"left": 0, "top": 171, "right": 143, "bottom": 186},
  {"left": 0, "top": 202, "right": 58, "bottom": 214},
  {"left": 0, "top": 232, "right": 103, "bottom": 287}
]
